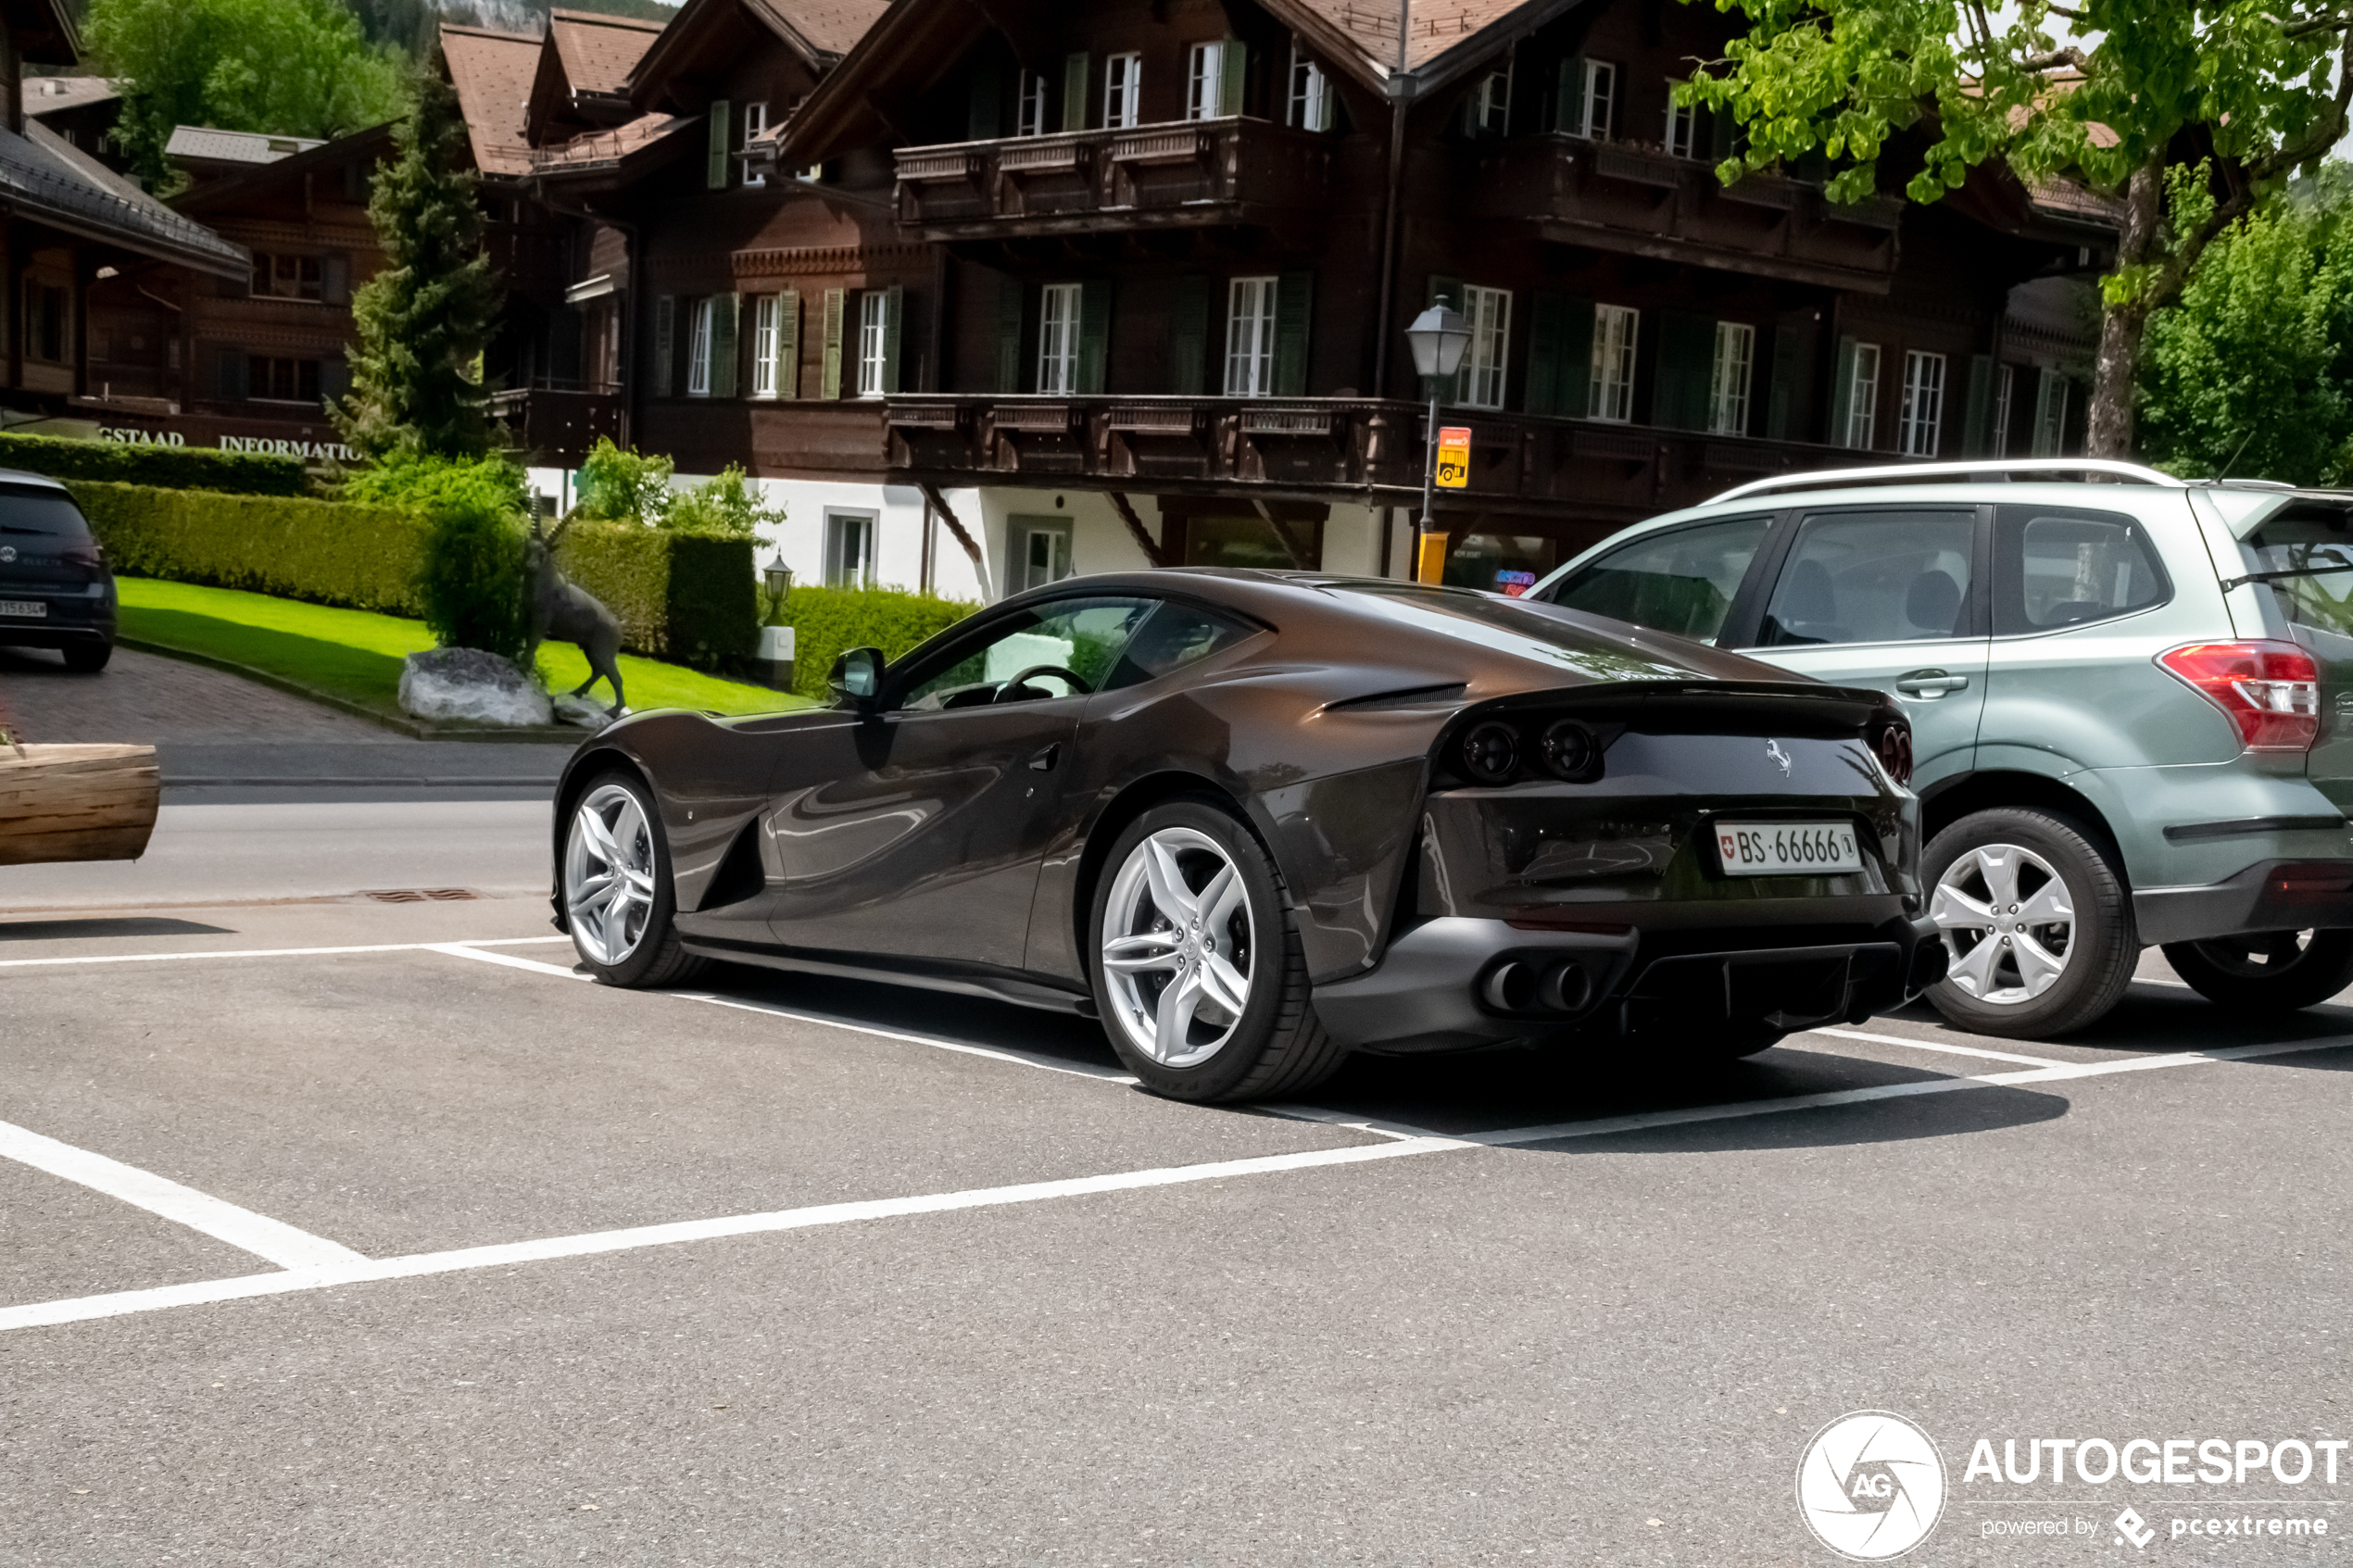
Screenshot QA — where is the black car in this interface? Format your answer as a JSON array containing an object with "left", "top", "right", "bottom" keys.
[
  {"left": 549, "top": 571, "right": 1945, "bottom": 1102},
  {"left": 0, "top": 470, "right": 115, "bottom": 671}
]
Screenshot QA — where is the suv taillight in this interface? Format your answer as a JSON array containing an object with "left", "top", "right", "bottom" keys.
[{"left": 2158, "top": 641, "right": 2322, "bottom": 751}]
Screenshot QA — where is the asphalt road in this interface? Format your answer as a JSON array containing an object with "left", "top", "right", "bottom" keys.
[{"left": 4, "top": 797, "right": 2351, "bottom": 1566}]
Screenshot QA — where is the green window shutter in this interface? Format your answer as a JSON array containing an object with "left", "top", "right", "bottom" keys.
[
  {"left": 653, "top": 295, "right": 675, "bottom": 396},
  {"left": 1708, "top": 101, "right": 1737, "bottom": 161},
  {"left": 969, "top": 65, "right": 1002, "bottom": 141},
  {"left": 1170, "top": 272, "right": 1209, "bottom": 394},
  {"left": 821, "top": 287, "right": 845, "bottom": 399},
  {"left": 319, "top": 355, "right": 351, "bottom": 404},
  {"left": 1829, "top": 335, "right": 1859, "bottom": 445},
  {"left": 1524, "top": 291, "right": 1567, "bottom": 415},
  {"left": 882, "top": 284, "right": 905, "bottom": 394},
  {"left": 215, "top": 346, "right": 247, "bottom": 402},
  {"left": 1655, "top": 310, "right": 1714, "bottom": 430},
  {"left": 1557, "top": 295, "right": 1594, "bottom": 418},
  {"left": 321, "top": 253, "right": 349, "bottom": 307},
  {"left": 776, "top": 287, "right": 800, "bottom": 398},
  {"left": 707, "top": 99, "right": 731, "bottom": 189},
  {"left": 1062, "top": 53, "right": 1089, "bottom": 132},
  {"left": 1767, "top": 317, "right": 1812, "bottom": 439},
  {"left": 996, "top": 275, "right": 1026, "bottom": 393},
  {"left": 1962, "top": 353, "right": 1995, "bottom": 456},
  {"left": 1422, "top": 274, "right": 1465, "bottom": 402},
  {"left": 1076, "top": 279, "right": 1111, "bottom": 395},
  {"left": 1217, "top": 40, "right": 1247, "bottom": 118},
  {"left": 711, "top": 292, "right": 740, "bottom": 397},
  {"left": 1557, "top": 56, "right": 1585, "bottom": 134},
  {"left": 1272, "top": 270, "right": 1313, "bottom": 396}
]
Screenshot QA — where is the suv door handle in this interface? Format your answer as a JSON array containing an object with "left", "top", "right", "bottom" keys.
[
  {"left": 1028, "top": 744, "right": 1062, "bottom": 771},
  {"left": 1894, "top": 669, "right": 1970, "bottom": 698}
]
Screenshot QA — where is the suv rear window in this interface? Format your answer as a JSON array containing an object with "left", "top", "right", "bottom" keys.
[
  {"left": 2241, "top": 505, "right": 2353, "bottom": 636},
  {"left": 0, "top": 484, "right": 92, "bottom": 541},
  {"left": 1993, "top": 506, "right": 2169, "bottom": 634}
]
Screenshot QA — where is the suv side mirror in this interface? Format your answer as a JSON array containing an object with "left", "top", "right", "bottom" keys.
[{"left": 829, "top": 646, "right": 885, "bottom": 710}]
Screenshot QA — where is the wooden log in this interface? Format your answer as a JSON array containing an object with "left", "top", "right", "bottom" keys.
[{"left": 0, "top": 744, "right": 161, "bottom": 867}]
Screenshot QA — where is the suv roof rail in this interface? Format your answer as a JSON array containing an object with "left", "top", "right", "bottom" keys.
[{"left": 1707, "top": 458, "right": 2188, "bottom": 506}]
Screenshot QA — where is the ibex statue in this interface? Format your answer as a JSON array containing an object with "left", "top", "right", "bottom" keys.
[{"left": 524, "top": 516, "right": 627, "bottom": 717}]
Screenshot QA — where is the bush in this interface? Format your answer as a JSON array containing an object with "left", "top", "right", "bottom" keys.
[
  {"left": 73, "top": 480, "right": 427, "bottom": 613},
  {"left": 773, "top": 584, "right": 979, "bottom": 700},
  {"left": 664, "top": 464, "right": 784, "bottom": 540},
  {"left": 570, "top": 437, "right": 674, "bottom": 523},
  {"left": 341, "top": 452, "right": 528, "bottom": 516},
  {"left": 0, "top": 433, "right": 307, "bottom": 495},
  {"left": 554, "top": 521, "right": 758, "bottom": 667},
  {"left": 419, "top": 500, "right": 528, "bottom": 660}
]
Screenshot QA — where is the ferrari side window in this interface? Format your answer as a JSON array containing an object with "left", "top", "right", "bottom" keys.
[
  {"left": 1101, "top": 602, "right": 1253, "bottom": 690},
  {"left": 900, "top": 596, "right": 1157, "bottom": 711},
  {"left": 1541, "top": 516, "right": 1768, "bottom": 645}
]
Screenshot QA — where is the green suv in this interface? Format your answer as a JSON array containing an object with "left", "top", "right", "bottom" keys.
[{"left": 1527, "top": 459, "right": 2353, "bottom": 1038}]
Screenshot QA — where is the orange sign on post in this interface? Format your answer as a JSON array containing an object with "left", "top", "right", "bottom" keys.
[
  {"left": 1434, "top": 426, "right": 1472, "bottom": 489},
  {"left": 1416, "top": 531, "right": 1450, "bottom": 583}
]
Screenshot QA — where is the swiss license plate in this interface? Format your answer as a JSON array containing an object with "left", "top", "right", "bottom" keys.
[
  {"left": 0, "top": 599, "right": 44, "bottom": 618},
  {"left": 1715, "top": 822, "right": 1862, "bottom": 876}
]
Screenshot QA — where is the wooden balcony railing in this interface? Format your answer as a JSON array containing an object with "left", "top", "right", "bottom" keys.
[
  {"left": 892, "top": 118, "right": 1336, "bottom": 240},
  {"left": 884, "top": 394, "right": 1843, "bottom": 520},
  {"left": 1469, "top": 136, "right": 1908, "bottom": 292},
  {"left": 491, "top": 383, "right": 623, "bottom": 465}
]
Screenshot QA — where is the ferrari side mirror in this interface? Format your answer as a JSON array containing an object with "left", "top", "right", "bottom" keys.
[{"left": 830, "top": 646, "right": 885, "bottom": 710}]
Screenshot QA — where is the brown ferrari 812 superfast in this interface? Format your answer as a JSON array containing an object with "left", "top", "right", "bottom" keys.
[{"left": 550, "top": 571, "right": 1944, "bottom": 1102}]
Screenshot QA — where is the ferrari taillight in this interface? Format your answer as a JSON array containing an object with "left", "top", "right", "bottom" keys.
[
  {"left": 2158, "top": 641, "right": 2322, "bottom": 751},
  {"left": 1872, "top": 717, "right": 1914, "bottom": 787}
]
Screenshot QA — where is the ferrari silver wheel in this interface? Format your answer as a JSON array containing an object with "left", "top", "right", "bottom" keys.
[
  {"left": 1100, "top": 826, "right": 1255, "bottom": 1069},
  {"left": 565, "top": 783, "right": 657, "bottom": 967},
  {"left": 1931, "top": 842, "right": 2075, "bottom": 1007}
]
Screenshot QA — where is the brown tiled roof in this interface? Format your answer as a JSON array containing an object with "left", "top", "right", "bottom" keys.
[
  {"left": 548, "top": 9, "right": 664, "bottom": 97},
  {"left": 1290, "top": 0, "right": 1545, "bottom": 74},
  {"left": 746, "top": 0, "right": 888, "bottom": 60},
  {"left": 22, "top": 76, "right": 118, "bottom": 115},
  {"left": 530, "top": 110, "right": 690, "bottom": 173},
  {"left": 442, "top": 22, "right": 541, "bottom": 178}
]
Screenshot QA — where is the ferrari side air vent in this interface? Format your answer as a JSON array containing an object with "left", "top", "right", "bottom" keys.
[{"left": 1324, "top": 682, "right": 1467, "bottom": 713}]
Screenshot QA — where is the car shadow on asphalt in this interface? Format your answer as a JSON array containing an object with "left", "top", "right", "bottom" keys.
[{"left": 0, "top": 915, "right": 236, "bottom": 942}]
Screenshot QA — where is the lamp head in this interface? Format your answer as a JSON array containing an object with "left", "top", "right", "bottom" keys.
[{"left": 1405, "top": 304, "right": 1472, "bottom": 379}]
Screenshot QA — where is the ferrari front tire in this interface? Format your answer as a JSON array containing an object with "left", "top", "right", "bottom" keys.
[
  {"left": 1088, "top": 799, "right": 1348, "bottom": 1103},
  {"left": 562, "top": 772, "right": 706, "bottom": 988}
]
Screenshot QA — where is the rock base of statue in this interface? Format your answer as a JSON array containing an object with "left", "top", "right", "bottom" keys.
[
  {"left": 552, "top": 694, "right": 619, "bottom": 731},
  {"left": 398, "top": 648, "right": 554, "bottom": 727}
]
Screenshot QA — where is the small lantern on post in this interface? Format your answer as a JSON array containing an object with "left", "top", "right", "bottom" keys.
[{"left": 1403, "top": 304, "right": 1472, "bottom": 585}]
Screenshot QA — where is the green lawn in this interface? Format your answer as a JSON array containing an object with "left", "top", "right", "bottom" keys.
[{"left": 115, "top": 578, "right": 813, "bottom": 721}]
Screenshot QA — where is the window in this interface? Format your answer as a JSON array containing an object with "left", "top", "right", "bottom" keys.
[
  {"left": 1290, "top": 47, "right": 1330, "bottom": 131},
  {"left": 825, "top": 510, "right": 876, "bottom": 588},
  {"left": 1103, "top": 601, "right": 1253, "bottom": 688},
  {"left": 1010, "top": 516, "right": 1074, "bottom": 592},
  {"left": 1187, "top": 42, "right": 1228, "bottom": 120},
  {"left": 1459, "top": 284, "right": 1510, "bottom": 410},
  {"left": 686, "top": 297, "right": 714, "bottom": 396},
  {"left": 1666, "top": 82, "right": 1697, "bottom": 157},
  {"left": 1579, "top": 58, "right": 1617, "bottom": 139},
  {"left": 1841, "top": 342, "right": 1882, "bottom": 448},
  {"left": 253, "top": 254, "right": 322, "bottom": 301},
  {"left": 1541, "top": 516, "right": 1770, "bottom": 644},
  {"left": 1225, "top": 276, "right": 1277, "bottom": 397},
  {"left": 1991, "top": 364, "right": 2015, "bottom": 458},
  {"left": 1758, "top": 509, "right": 1977, "bottom": 647},
  {"left": 1710, "top": 321, "right": 1755, "bottom": 435},
  {"left": 1038, "top": 282, "right": 1082, "bottom": 395},
  {"left": 1016, "top": 70, "right": 1050, "bottom": 137},
  {"left": 856, "top": 290, "right": 894, "bottom": 397},
  {"left": 899, "top": 596, "right": 1160, "bottom": 711},
  {"left": 740, "top": 102, "right": 768, "bottom": 184},
  {"left": 1464, "top": 66, "right": 1510, "bottom": 136},
  {"left": 1899, "top": 350, "right": 1945, "bottom": 458},
  {"left": 1590, "top": 304, "right": 1638, "bottom": 422},
  {"left": 1103, "top": 53, "right": 1141, "bottom": 129},
  {"left": 24, "top": 282, "right": 66, "bottom": 363},
  {"left": 751, "top": 295, "right": 781, "bottom": 397},
  {"left": 2031, "top": 370, "right": 2069, "bottom": 457},
  {"left": 1994, "top": 506, "right": 2169, "bottom": 635},
  {"left": 247, "top": 357, "right": 321, "bottom": 404},
  {"left": 2235, "top": 512, "right": 2353, "bottom": 638}
]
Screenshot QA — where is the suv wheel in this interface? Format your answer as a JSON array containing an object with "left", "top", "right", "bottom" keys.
[
  {"left": 2161, "top": 930, "right": 2353, "bottom": 1012},
  {"left": 1923, "top": 808, "right": 2138, "bottom": 1038}
]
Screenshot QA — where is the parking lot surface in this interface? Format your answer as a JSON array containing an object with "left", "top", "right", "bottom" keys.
[{"left": 4, "top": 796, "right": 2351, "bottom": 1566}]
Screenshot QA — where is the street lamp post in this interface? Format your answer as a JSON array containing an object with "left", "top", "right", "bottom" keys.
[{"left": 1403, "top": 304, "right": 1471, "bottom": 584}]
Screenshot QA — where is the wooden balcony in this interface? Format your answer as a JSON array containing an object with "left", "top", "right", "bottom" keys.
[
  {"left": 892, "top": 118, "right": 1335, "bottom": 242},
  {"left": 1469, "top": 136, "right": 1907, "bottom": 293},
  {"left": 491, "top": 383, "right": 623, "bottom": 466},
  {"left": 884, "top": 395, "right": 1842, "bottom": 521}
]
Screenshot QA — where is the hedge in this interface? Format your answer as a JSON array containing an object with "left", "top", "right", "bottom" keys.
[
  {"left": 774, "top": 584, "right": 979, "bottom": 700},
  {"left": 554, "top": 522, "right": 758, "bottom": 666},
  {"left": 2, "top": 433, "right": 308, "bottom": 496},
  {"left": 74, "top": 480, "right": 429, "bottom": 614}
]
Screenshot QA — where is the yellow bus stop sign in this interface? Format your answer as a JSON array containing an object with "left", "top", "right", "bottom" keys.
[{"left": 1434, "top": 426, "right": 1472, "bottom": 489}]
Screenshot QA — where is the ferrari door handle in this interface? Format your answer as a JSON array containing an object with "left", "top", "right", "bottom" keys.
[
  {"left": 1028, "top": 744, "right": 1062, "bottom": 771},
  {"left": 1894, "top": 670, "right": 1969, "bottom": 698}
]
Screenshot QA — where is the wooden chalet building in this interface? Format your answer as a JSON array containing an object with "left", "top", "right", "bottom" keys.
[{"left": 459, "top": 0, "right": 2114, "bottom": 601}]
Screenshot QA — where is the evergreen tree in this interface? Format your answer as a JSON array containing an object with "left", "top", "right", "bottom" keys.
[{"left": 334, "top": 46, "right": 502, "bottom": 463}]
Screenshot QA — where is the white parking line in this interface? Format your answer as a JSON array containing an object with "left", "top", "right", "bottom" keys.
[
  {"left": 0, "top": 1120, "right": 363, "bottom": 1271},
  {"left": 0, "top": 936, "right": 573, "bottom": 969},
  {"left": 1807, "top": 1027, "right": 2072, "bottom": 1069}
]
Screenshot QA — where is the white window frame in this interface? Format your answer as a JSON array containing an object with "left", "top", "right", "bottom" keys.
[
  {"left": 750, "top": 294, "right": 780, "bottom": 397},
  {"left": 1665, "top": 81, "right": 1697, "bottom": 158},
  {"left": 1991, "top": 363, "right": 2015, "bottom": 458},
  {"left": 2032, "top": 369, "right": 2070, "bottom": 457},
  {"left": 1016, "top": 69, "right": 1050, "bottom": 137},
  {"left": 1843, "top": 342, "right": 1883, "bottom": 449},
  {"left": 1224, "top": 275, "right": 1277, "bottom": 397},
  {"left": 740, "top": 102, "right": 768, "bottom": 185},
  {"left": 1466, "top": 65, "right": 1511, "bottom": 135},
  {"left": 1590, "top": 303, "right": 1638, "bottom": 422},
  {"left": 686, "top": 296, "right": 714, "bottom": 397},
  {"left": 1459, "top": 284, "right": 1511, "bottom": 410},
  {"left": 1290, "top": 46, "right": 1329, "bottom": 131},
  {"left": 1710, "top": 320, "right": 1755, "bottom": 436},
  {"left": 824, "top": 509, "right": 877, "bottom": 589},
  {"left": 1187, "top": 41, "right": 1227, "bottom": 121},
  {"left": 856, "top": 290, "right": 892, "bottom": 398},
  {"left": 1103, "top": 52, "right": 1142, "bottom": 130},
  {"left": 1580, "top": 58, "right": 1617, "bottom": 140},
  {"left": 1898, "top": 349, "right": 1945, "bottom": 458},
  {"left": 1038, "top": 282, "right": 1082, "bottom": 395}
]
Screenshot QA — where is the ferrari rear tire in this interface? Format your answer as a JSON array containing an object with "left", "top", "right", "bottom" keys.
[
  {"left": 2162, "top": 930, "right": 2353, "bottom": 1012},
  {"left": 562, "top": 771, "right": 706, "bottom": 988},
  {"left": 1088, "top": 799, "right": 1348, "bottom": 1104},
  {"left": 62, "top": 639, "right": 111, "bottom": 672}
]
